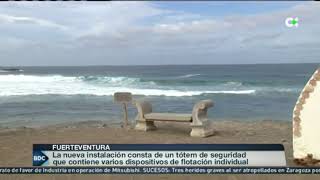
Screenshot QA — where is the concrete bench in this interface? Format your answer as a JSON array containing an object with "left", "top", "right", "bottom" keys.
[{"left": 133, "top": 100, "right": 214, "bottom": 137}]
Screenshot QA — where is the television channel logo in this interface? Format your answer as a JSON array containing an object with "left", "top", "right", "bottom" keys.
[{"left": 285, "top": 17, "right": 299, "bottom": 28}]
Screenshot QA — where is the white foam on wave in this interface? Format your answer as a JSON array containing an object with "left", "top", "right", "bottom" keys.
[
  {"left": 176, "top": 74, "right": 201, "bottom": 79},
  {"left": 0, "top": 74, "right": 146, "bottom": 85},
  {"left": 223, "top": 81, "right": 243, "bottom": 87},
  {"left": 264, "top": 87, "right": 300, "bottom": 93},
  {"left": 77, "top": 75, "right": 145, "bottom": 85},
  {"left": 0, "top": 87, "right": 256, "bottom": 97},
  {"left": 0, "top": 74, "right": 256, "bottom": 97},
  {"left": 0, "top": 74, "right": 76, "bottom": 83}
]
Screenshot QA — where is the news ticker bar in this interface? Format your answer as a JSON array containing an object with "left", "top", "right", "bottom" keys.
[
  {"left": 33, "top": 144, "right": 286, "bottom": 167},
  {"left": 1, "top": 167, "right": 320, "bottom": 174},
  {"left": 34, "top": 144, "right": 284, "bottom": 151}
]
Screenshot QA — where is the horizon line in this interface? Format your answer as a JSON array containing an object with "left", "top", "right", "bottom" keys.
[{"left": 1, "top": 62, "right": 319, "bottom": 67}]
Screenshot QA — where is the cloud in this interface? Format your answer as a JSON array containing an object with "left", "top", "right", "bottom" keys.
[
  {"left": 0, "top": 14, "right": 67, "bottom": 30},
  {"left": 0, "top": 1, "right": 319, "bottom": 66},
  {"left": 152, "top": 19, "right": 230, "bottom": 35}
]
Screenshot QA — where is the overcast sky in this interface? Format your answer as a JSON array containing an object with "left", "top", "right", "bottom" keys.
[{"left": 0, "top": 1, "right": 319, "bottom": 66}]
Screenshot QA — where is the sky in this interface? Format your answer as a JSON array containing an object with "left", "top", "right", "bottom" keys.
[{"left": 0, "top": 1, "right": 319, "bottom": 66}]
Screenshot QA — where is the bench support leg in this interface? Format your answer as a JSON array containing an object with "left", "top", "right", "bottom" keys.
[
  {"left": 190, "top": 122, "right": 214, "bottom": 137},
  {"left": 135, "top": 121, "right": 157, "bottom": 131},
  {"left": 191, "top": 100, "right": 215, "bottom": 137}
]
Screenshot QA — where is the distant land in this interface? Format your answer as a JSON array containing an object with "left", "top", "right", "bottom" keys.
[{"left": 0, "top": 67, "right": 23, "bottom": 72}]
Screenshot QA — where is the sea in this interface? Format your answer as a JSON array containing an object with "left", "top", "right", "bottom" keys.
[{"left": 0, "top": 63, "right": 318, "bottom": 127}]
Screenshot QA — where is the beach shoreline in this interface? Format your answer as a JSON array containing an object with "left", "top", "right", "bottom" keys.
[
  {"left": 0, "top": 119, "right": 293, "bottom": 166},
  {"left": 3, "top": 119, "right": 320, "bottom": 180}
]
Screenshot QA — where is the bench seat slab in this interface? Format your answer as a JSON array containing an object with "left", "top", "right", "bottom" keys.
[{"left": 144, "top": 113, "right": 192, "bottom": 122}]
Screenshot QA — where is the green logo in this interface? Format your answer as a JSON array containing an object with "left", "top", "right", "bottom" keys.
[{"left": 285, "top": 17, "right": 299, "bottom": 28}]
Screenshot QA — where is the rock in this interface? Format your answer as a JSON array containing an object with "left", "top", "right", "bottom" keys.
[{"left": 246, "top": 132, "right": 256, "bottom": 136}]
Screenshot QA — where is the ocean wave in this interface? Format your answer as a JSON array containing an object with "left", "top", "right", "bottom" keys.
[
  {"left": 176, "top": 74, "right": 201, "bottom": 79},
  {"left": 0, "top": 75, "right": 256, "bottom": 97},
  {"left": 0, "top": 74, "right": 300, "bottom": 97},
  {"left": 0, "top": 74, "right": 150, "bottom": 86},
  {"left": 260, "top": 87, "right": 300, "bottom": 93},
  {"left": 77, "top": 75, "right": 148, "bottom": 86},
  {"left": 0, "top": 88, "right": 256, "bottom": 97},
  {"left": 0, "top": 74, "right": 76, "bottom": 82},
  {"left": 223, "top": 81, "right": 243, "bottom": 87}
]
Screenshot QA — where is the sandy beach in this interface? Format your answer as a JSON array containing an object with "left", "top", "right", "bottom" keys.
[{"left": 1, "top": 119, "right": 319, "bottom": 179}]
